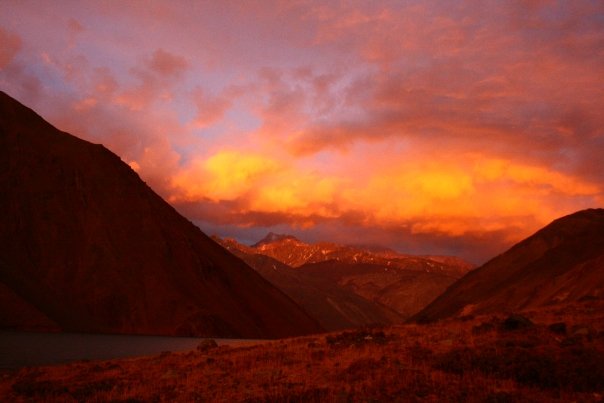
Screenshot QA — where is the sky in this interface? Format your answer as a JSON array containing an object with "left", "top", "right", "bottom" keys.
[{"left": 1, "top": 0, "right": 603, "bottom": 263}]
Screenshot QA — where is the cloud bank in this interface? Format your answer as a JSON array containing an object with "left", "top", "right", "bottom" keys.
[{"left": 1, "top": 0, "right": 602, "bottom": 262}]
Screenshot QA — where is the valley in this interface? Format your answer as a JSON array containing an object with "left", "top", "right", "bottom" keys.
[
  {"left": 216, "top": 234, "right": 472, "bottom": 330},
  {"left": 1, "top": 91, "right": 603, "bottom": 401}
]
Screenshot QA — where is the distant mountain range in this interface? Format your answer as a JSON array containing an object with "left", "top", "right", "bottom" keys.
[
  {"left": 216, "top": 234, "right": 473, "bottom": 329},
  {"left": 0, "top": 91, "right": 322, "bottom": 338},
  {"left": 247, "top": 232, "right": 472, "bottom": 276},
  {"left": 252, "top": 232, "right": 300, "bottom": 247},
  {"left": 215, "top": 238, "right": 403, "bottom": 330},
  {"left": 413, "top": 208, "right": 604, "bottom": 322}
]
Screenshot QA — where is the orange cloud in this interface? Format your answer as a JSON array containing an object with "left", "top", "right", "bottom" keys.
[
  {"left": 474, "top": 159, "right": 601, "bottom": 196},
  {"left": 250, "top": 175, "right": 341, "bottom": 221},
  {"left": 343, "top": 155, "right": 601, "bottom": 237},
  {"left": 170, "top": 150, "right": 343, "bottom": 226},
  {"left": 116, "top": 49, "right": 189, "bottom": 111},
  {"left": 0, "top": 28, "right": 22, "bottom": 69},
  {"left": 167, "top": 146, "right": 601, "bottom": 244},
  {"left": 73, "top": 97, "right": 97, "bottom": 111},
  {"left": 191, "top": 88, "right": 232, "bottom": 129},
  {"left": 92, "top": 67, "right": 118, "bottom": 98},
  {"left": 171, "top": 151, "right": 279, "bottom": 202},
  {"left": 66, "top": 18, "right": 84, "bottom": 48},
  {"left": 146, "top": 49, "right": 188, "bottom": 78},
  {"left": 3, "top": 0, "right": 602, "bottom": 263}
]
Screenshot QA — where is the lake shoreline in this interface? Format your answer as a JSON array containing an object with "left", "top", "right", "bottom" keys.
[{"left": 0, "top": 331, "right": 265, "bottom": 369}]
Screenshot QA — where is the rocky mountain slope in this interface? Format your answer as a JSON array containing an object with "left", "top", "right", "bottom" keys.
[
  {"left": 220, "top": 235, "right": 472, "bottom": 320},
  {"left": 251, "top": 232, "right": 472, "bottom": 275},
  {"left": 413, "top": 209, "right": 604, "bottom": 322},
  {"left": 297, "top": 261, "right": 462, "bottom": 319},
  {"left": 217, "top": 237, "right": 403, "bottom": 330},
  {"left": 0, "top": 91, "right": 322, "bottom": 338}
]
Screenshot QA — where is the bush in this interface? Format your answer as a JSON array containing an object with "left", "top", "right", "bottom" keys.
[
  {"left": 500, "top": 315, "right": 534, "bottom": 331},
  {"left": 197, "top": 338, "right": 218, "bottom": 352},
  {"left": 326, "top": 330, "right": 387, "bottom": 348},
  {"left": 548, "top": 322, "right": 567, "bottom": 335}
]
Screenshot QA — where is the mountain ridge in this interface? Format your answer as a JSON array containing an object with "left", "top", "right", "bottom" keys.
[
  {"left": 412, "top": 208, "right": 604, "bottom": 322},
  {"left": 245, "top": 232, "right": 474, "bottom": 275},
  {"left": 0, "top": 90, "right": 322, "bottom": 338},
  {"left": 219, "top": 234, "right": 472, "bottom": 321},
  {"left": 215, "top": 236, "right": 404, "bottom": 330},
  {"left": 252, "top": 232, "right": 302, "bottom": 248}
]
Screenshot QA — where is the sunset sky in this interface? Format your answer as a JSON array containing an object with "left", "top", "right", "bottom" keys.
[{"left": 1, "top": 1, "right": 603, "bottom": 263}]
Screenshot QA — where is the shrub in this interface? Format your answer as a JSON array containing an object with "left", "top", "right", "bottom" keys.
[
  {"left": 548, "top": 322, "right": 567, "bottom": 335},
  {"left": 197, "top": 338, "right": 218, "bottom": 352},
  {"left": 339, "top": 357, "right": 386, "bottom": 382},
  {"left": 500, "top": 314, "right": 534, "bottom": 331},
  {"left": 326, "top": 330, "right": 387, "bottom": 348}
]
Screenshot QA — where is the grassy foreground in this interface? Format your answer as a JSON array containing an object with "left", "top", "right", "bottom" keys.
[{"left": 1, "top": 300, "right": 603, "bottom": 402}]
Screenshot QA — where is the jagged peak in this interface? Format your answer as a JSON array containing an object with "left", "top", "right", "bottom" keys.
[{"left": 252, "top": 232, "right": 302, "bottom": 248}]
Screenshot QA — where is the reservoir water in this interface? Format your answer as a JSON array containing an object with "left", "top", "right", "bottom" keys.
[{"left": 0, "top": 331, "right": 261, "bottom": 368}]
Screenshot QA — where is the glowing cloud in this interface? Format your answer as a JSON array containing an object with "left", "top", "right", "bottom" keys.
[
  {"left": 0, "top": 28, "right": 21, "bottom": 69},
  {"left": 1, "top": 0, "right": 602, "bottom": 262},
  {"left": 172, "top": 151, "right": 280, "bottom": 202}
]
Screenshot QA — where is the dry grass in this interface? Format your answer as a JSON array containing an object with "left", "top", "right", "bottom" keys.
[{"left": 1, "top": 300, "right": 604, "bottom": 402}]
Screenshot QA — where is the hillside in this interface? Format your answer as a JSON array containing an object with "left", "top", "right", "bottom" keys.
[
  {"left": 413, "top": 209, "right": 604, "bottom": 322},
  {"left": 297, "top": 261, "right": 459, "bottom": 319},
  {"left": 222, "top": 235, "right": 471, "bottom": 320},
  {"left": 3, "top": 298, "right": 603, "bottom": 401},
  {"left": 217, "top": 237, "right": 403, "bottom": 330},
  {"left": 0, "top": 91, "right": 322, "bottom": 338},
  {"left": 251, "top": 232, "right": 472, "bottom": 276}
]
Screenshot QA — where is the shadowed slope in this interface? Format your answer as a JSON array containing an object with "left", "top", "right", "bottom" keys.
[
  {"left": 297, "top": 261, "right": 459, "bottom": 319},
  {"left": 413, "top": 209, "right": 604, "bottom": 322},
  {"left": 0, "top": 278, "right": 59, "bottom": 332},
  {"left": 0, "top": 91, "right": 322, "bottom": 338},
  {"left": 217, "top": 237, "right": 403, "bottom": 330},
  {"left": 223, "top": 235, "right": 470, "bottom": 320}
]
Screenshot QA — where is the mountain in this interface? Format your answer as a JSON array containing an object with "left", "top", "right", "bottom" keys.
[
  {"left": 0, "top": 279, "right": 59, "bottom": 332},
  {"left": 251, "top": 232, "right": 300, "bottom": 247},
  {"left": 0, "top": 91, "right": 322, "bottom": 338},
  {"left": 251, "top": 233, "right": 473, "bottom": 276},
  {"left": 413, "top": 209, "right": 604, "bottom": 322},
  {"left": 224, "top": 234, "right": 472, "bottom": 319},
  {"left": 296, "top": 261, "right": 460, "bottom": 319},
  {"left": 216, "top": 237, "right": 403, "bottom": 330}
]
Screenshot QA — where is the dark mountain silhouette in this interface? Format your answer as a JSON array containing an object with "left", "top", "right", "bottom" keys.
[
  {"left": 224, "top": 234, "right": 472, "bottom": 320},
  {"left": 0, "top": 279, "right": 59, "bottom": 332},
  {"left": 216, "top": 237, "right": 403, "bottom": 330},
  {"left": 413, "top": 209, "right": 604, "bottom": 322},
  {"left": 0, "top": 91, "right": 322, "bottom": 338}
]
